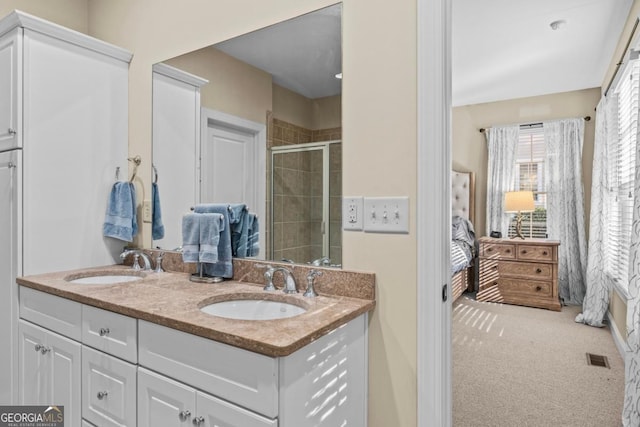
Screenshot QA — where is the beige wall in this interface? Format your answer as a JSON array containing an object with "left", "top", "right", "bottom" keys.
[
  {"left": 166, "top": 47, "right": 272, "bottom": 125},
  {"left": 87, "top": 1, "right": 418, "bottom": 426},
  {"left": 452, "top": 88, "right": 600, "bottom": 237},
  {"left": 272, "top": 84, "right": 314, "bottom": 128},
  {"left": 0, "top": 0, "right": 88, "bottom": 33},
  {"left": 311, "top": 94, "right": 342, "bottom": 129}
]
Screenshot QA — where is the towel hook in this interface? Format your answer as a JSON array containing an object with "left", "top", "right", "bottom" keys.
[
  {"left": 115, "top": 166, "right": 120, "bottom": 181},
  {"left": 127, "top": 156, "right": 142, "bottom": 182},
  {"left": 152, "top": 164, "right": 158, "bottom": 184}
]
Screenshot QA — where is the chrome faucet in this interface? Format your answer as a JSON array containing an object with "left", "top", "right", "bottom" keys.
[
  {"left": 262, "top": 266, "right": 298, "bottom": 294},
  {"left": 120, "top": 249, "right": 152, "bottom": 271},
  {"left": 303, "top": 269, "right": 323, "bottom": 297},
  {"left": 309, "top": 256, "right": 331, "bottom": 267}
]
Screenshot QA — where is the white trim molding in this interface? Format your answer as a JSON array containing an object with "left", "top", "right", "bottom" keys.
[
  {"left": 152, "top": 63, "right": 209, "bottom": 87},
  {"left": 417, "top": 0, "right": 452, "bottom": 425},
  {"left": 607, "top": 310, "right": 627, "bottom": 359}
]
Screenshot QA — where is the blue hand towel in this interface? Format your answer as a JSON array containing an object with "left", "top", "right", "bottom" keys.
[
  {"left": 199, "top": 213, "right": 224, "bottom": 263},
  {"left": 181, "top": 213, "right": 200, "bottom": 263},
  {"left": 229, "top": 204, "right": 249, "bottom": 257},
  {"left": 152, "top": 182, "right": 165, "bottom": 240},
  {"left": 247, "top": 213, "right": 260, "bottom": 257},
  {"left": 103, "top": 182, "right": 138, "bottom": 242},
  {"left": 193, "top": 204, "right": 233, "bottom": 278}
]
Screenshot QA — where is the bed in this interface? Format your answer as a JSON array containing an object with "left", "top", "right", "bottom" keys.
[{"left": 451, "top": 170, "right": 476, "bottom": 301}]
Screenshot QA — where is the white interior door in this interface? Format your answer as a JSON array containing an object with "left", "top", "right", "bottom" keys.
[{"left": 202, "top": 124, "right": 255, "bottom": 205}]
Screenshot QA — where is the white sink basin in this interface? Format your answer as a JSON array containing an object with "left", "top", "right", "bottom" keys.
[
  {"left": 67, "top": 274, "right": 143, "bottom": 285},
  {"left": 200, "top": 299, "right": 306, "bottom": 321}
]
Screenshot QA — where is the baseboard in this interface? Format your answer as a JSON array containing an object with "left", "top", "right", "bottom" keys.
[{"left": 606, "top": 310, "right": 626, "bottom": 359}]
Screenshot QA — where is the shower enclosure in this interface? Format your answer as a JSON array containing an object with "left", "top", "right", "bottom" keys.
[{"left": 270, "top": 140, "right": 341, "bottom": 265}]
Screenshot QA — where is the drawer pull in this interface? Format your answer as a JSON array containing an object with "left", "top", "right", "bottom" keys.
[
  {"left": 543, "top": 251, "right": 548, "bottom": 256},
  {"left": 536, "top": 268, "right": 542, "bottom": 273},
  {"left": 97, "top": 391, "right": 109, "bottom": 400},
  {"left": 179, "top": 410, "right": 191, "bottom": 421},
  {"left": 99, "top": 327, "right": 110, "bottom": 337},
  {"left": 192, "top": 416, "right": 205, "bottom": 426},
  {"left": 505, "top": 249, "right": 511, "bottom": 253},
  {"left": 34, "top": 344, "right": 43, "bottom": 352},
  {"left": 521, "top": 250, "right": 527, "bottom": 254},
  {"left": 34, "top": 344, "right": 50, "bottom": 355},
  {"left": 487, "top": 248, "right": 493, "bottom": 252},
  {"left": 493, "top": 265, "right": 498, "bottom": 270},
  {"left": 493, "top": 281, "right": 498, "bottom": 286},
  {"left": 536, "top": 286, "right": 542, "bottom": 291}
]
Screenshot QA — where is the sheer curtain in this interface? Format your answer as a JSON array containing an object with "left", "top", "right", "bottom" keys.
[
  {"left": 576, "top": 97, "right": 617, "bottom": 326},
  {"left": 622, "top": 99, "right": 640, "bottom": 427},
  {"left": 544, "top": 118, "right": 588, "bottom": 306},
  {"left": 485, "top": 125, "right": 519, "bottom": 237}
]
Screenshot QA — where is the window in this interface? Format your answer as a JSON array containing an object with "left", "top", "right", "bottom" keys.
[
  {"left": 606, "top": 59, "right": 639, "bottom": 293},
  {"left": 508, "top": 126, "right": 547, "bottom": 238}
]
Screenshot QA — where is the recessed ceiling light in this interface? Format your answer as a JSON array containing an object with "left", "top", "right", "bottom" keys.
[
  {"left": 335, "top": 72, "right": 342, "bottom": 79},
  {"left": 550, "top": 20, "right": 567, "bottom": 31}
]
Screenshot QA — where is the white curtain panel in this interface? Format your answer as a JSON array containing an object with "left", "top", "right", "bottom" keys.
[
  {"left": 544, "top": 118, "right": 588, "bottom": 306},
  {"left": 576, "top": 97, "right": 617, "bottom": 326},
  {"left": 485, "top": 125, "right": 519, "bottom": 237},
  {"left": 622, "top": 100, "right": 640, "bottom": 427}
]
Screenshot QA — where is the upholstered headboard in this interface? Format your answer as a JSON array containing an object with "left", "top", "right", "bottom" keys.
[{"left": 452, "top": 170, "right": 475, "bottom": 224}]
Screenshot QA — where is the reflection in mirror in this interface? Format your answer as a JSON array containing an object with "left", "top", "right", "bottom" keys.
[{"left": 151, "top": 3, "right": 342, "bottom": 267}]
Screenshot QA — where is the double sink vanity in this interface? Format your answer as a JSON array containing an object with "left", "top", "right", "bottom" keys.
[{"left": 17, "top": 256, "right": 375, "bottom": 427}]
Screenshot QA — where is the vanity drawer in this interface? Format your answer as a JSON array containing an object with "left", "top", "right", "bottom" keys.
[
  {"left": 82, "top": 345, "right": 137, "bottom": 427},
  {"left": 138, "top": 320, "right": 278, "bottom": 419},
  {"left": 20, "top": 286, "right": 82, "bottom": 340},
  {"left": 82, "top": 305, "right": 137, "bottom": 363},
  {"left": 481, "top": 242, "right": 516, "bottom": 259}
]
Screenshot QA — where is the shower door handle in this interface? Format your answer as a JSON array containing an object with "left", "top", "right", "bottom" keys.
[{"left": 321, "top": 221, "right": 326, "bottom": 235}]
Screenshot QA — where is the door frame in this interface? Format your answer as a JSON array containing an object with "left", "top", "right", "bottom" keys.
[
  {"left": 200, "top": 108, "right": 266, "bottom": 258},
  {"left": 417, "top": 0, "right": 452, "bottom": 425}
]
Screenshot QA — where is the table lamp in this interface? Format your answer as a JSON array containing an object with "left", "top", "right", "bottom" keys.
[{"left": 504, "top": 191, "right": 535, "bottom": 240}]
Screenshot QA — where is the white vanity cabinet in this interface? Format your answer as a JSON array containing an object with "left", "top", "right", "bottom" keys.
[
  {"left": 0, "top": 28, "right": 20, "bottom": 151},
  {"left": 19, "top": 287, "right": 137, "bottom": 427}
]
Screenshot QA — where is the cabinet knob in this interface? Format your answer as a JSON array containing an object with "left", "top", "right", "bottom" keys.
[
  {"left": 543, "top": 251, "right": 548, "bottom": 256},
  {"left": 34, "top": 344, "right": 43, "bottom": 352},
  {"left": 536, "top": 268, "right": 542, "bottom": 273},
  {"left": 521, "top": 250, "right": 527, "bottom": 254},
  {"left": 99, "top": 327, "right": 110, "bottom": 337},
  {"left": 192, "top": 416, "right": 205, "bottom": 426},
  {"left": 97, "top": 391, "right": 109, "bottom": 400},
  {"left": 179, "top": 410, "right": 191, "bottom": 422},
  {"left": 34, "top": 344, "right": 50, "bottom": 355},
  {"left": 536, "top": 286, "right": 542, "bottom": 291},
  {"left": 493, "top": 281, "right": 498, "bottom": 286},
  {"left": 505, "top": 249, "right": 511, "bottom": 253},
  {"left": 487, "top": 248, "right": 493, "bottom": 252},
  {"left": 492, "top": 265, "right": 498, "bottom": 270},
  {"left": 7, "top": 128, "right": 16, "bottom": 135}
]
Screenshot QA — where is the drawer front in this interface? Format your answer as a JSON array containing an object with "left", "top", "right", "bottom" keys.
[
  {"left": 138, "top": 320, "right": 278, "bottom": 419},
  {"left": 82, "top": 305, "right": 137, "bottom": 363},
  {"left": 496, "top": 278, "right": 552, "bottom": 297},
  {"left": 481, "top": 243, "right": 516, "bottom": 259},
  {"left": 20, "top": 287, "right": 82, "bottom": 340},
  {"left": 517, "top": 245, "right": 554, "bottom": 262},
  {"left": 481, "top": 260, "right": 553, "bottom": 280},
  {"left": 82, "top": 346, "right": 137, "bottom": 427}
]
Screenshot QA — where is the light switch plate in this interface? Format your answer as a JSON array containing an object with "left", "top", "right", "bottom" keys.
[
  {"left": 363, "top": 197, "right": 409, "bottom": 233},
  {"left": 342, "top": 196, "right": 364, "bottom": 231},
  {"left": 142, "top": 199, "right": 152, "bottom": 223}
]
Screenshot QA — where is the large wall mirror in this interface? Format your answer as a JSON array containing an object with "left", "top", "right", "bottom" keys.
[{"left": 152, "top": 3, "right": 343, "bottom": 268}]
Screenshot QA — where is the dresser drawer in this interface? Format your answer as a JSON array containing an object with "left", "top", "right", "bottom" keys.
[
  {"left": 82, "top": 305, "right": 137, "bottom": 363},
  {"left": 82, "top": 346, "right": 137, "bottom": 427},
  {"left": 517, "top": 245, "right": 554, "bottom": 261},
  {"left": 493, "top": 278, "right": 552, "bottom": 297},
  {"left": 481, "top": 260, "right": 553, "bottom": 280},
  {"left": 481, "top": 242, "right": 516, "bottom": 259}
]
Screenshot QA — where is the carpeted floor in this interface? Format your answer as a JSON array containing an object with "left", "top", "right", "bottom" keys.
[{"left": 453, "top": 295, "right": 624, "bottom": 427}]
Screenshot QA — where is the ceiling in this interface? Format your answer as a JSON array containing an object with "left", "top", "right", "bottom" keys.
[
  {"left": 215, "top": 4, "right": 342, "bottom": 100},
  {"left": 452, "top": 0, "right": 634, "bottom": 107}
]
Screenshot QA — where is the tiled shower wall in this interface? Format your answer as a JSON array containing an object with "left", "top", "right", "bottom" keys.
[{"left": 265, "top": 113, "right": 342, "bottom": 264}]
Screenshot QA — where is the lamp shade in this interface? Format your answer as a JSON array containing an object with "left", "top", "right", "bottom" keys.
[{"left": 504, "top": 191, "right": 534, "bottom": 212}]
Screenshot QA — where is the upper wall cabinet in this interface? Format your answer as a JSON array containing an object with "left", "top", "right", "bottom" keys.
[
  {"left": 0, "top": 28, "right": 20, "bottom": 151},
  {"left": 0, "top": 10, "right": 133, "bottom": 274}
]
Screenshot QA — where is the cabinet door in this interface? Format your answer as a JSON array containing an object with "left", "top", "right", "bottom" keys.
[
  {"left": 196, "top": 392, "right": 277, "bottom": 427},
  {"left": 0, "top": 28, "right": 20, "bottom": 151},
  {"left": 48, "top": 331, "right": 81, "bottom": 427},
  {"left": 138, "top": 368, "right": 195, "bottom": 427},
  {"left": 18, "top": 320, "right": 48, "bottom": 405},
  {"left": 0, "top": 150, "right": 19, "bottom": 404},
  {"left": 82, "top": 346, "right": 136, "bottom": 427}
]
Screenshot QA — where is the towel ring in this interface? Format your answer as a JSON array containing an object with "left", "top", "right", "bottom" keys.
[
  {"left": 152, "top": 164, "right": 158, "bottom": 184},
  {"left": 115, "top": 166, "right": 120, "bottom": 181},
  {"left": 127, "top": 156, "right": 142, "bottom": 182}
]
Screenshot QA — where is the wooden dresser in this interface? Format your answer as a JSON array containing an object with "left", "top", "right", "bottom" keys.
[{"left": 477, "top": 237, "right": 561, "bottom": 311}]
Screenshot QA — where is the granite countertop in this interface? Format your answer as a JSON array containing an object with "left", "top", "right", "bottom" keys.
[{"left": 17, "top": 264, "right": 376, "bottom": 357}]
